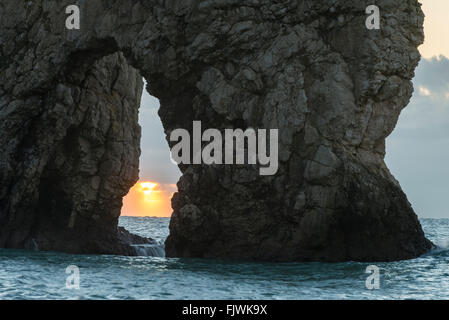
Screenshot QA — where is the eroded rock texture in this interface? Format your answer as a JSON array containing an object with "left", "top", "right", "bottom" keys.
[{"left": 0, "top": 0, "right": 432, "bottom": 260}]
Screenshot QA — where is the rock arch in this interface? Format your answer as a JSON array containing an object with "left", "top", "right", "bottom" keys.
[{"left": 0, "top": 0, "right": 432, "bottom": 260}]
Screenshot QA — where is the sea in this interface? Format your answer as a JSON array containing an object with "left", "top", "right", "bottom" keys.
[{"left": 0, "top": 217, "right": 448, "bottom": 300}]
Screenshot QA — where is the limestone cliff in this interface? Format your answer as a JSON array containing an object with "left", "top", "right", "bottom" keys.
[{"left": 0, "top": 0, "right": 432, "bottom": 260}]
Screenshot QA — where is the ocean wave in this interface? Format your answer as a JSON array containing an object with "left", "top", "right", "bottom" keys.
[{"left": 131, "top": 243, "right": 165, "bottom": 257}]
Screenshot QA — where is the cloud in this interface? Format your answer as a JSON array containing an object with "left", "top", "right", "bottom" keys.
[
  {"left": 414, "top": 56, "right": 449, "bottom": 96},
  {"left": 418, "top": 86, "right": 431, "bottom": 96}
]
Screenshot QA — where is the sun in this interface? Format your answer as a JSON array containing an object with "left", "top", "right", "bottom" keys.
[
  {"left": 122, "top": 181, "right": 177, "bottom": 217},
  {"left": 139, "top": 182, "right": 158, "bottom": 197},
  {"left": 137, "top": 181, "right": 161, "bottom": 203}
]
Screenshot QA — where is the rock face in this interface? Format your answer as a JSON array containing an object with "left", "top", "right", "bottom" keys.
[{"left": 0, "top": 0, "right": 432, "bottom": 260}]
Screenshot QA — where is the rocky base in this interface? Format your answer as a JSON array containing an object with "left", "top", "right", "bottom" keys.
[
  {"left": 23, "top": 226, "right": 155, "bottom": 256},
  {"left": 165, "top": 156, "right": 433, "bottom": 262}
]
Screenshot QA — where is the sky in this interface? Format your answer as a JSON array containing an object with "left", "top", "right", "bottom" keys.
[
  {"left": 121, "top": 91, "right": 181, "bottom": 217},
  {"left": 122, "top": 0, "right": 449, "bottom": 218},
  {"left": 385, "top": 0, "right": 449, "bottom": 218}
]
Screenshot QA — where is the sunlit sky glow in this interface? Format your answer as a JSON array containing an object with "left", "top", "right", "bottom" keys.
[
  {"left": 122, "top": 181, "right": 177, "bottom": 217},
  {"left": 122, "top": 0, "right": 448, "bottom": 218},
  {"left": 419, "top": 0, "right": 449, "bottom": 59}
]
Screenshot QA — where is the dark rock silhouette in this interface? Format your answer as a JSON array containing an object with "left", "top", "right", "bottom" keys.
[{"left": 0, "top": 0, "right": 432, "bottom": 260}]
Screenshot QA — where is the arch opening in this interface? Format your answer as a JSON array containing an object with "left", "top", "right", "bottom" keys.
[{"left": 121, "top": 81, "right": 181, "bottom": 219}]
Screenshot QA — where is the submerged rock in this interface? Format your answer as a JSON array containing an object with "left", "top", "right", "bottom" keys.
[{"left": 0, "top": 0, "right": 432, "bottom": 260}]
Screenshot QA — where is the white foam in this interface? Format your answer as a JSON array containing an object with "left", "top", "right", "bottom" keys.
[{"left": 131, "top": 243, "right": 165, "bottom": 257}]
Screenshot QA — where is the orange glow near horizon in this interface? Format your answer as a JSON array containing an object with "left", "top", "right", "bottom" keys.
[{"left": 121, "top": 181, "right": 177, "bottom": 217}]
